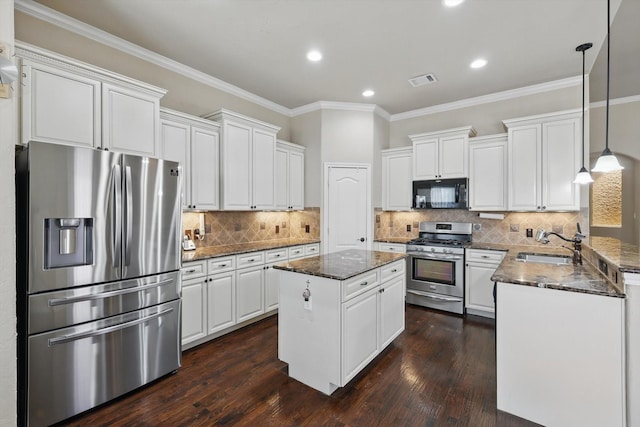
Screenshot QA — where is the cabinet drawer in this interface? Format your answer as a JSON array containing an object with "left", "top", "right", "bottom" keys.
[
  {"left": 380, "top": 260, "right": 405, "bottom": 281},
  {"left": 207, "top": 256, "right": 235, "bottom": 274},
  {"left": 265, "top": 248, "right": 287, "bottom": 262},
  {"left": 236, "top": 251, "right": 265, "bottom": 268},
  {"left": 181, "top": 261, "right": 206, "bottom": 280},
  {"left": 304, "top": 243, "right": 320, "bottom": 256},
  {"left": 466, "top": 249, "right": 506, "bottom": 264},
  {"left": 342, "top": 270, "right": 380, "bottom": 302},
  {"left": 377, "top": 243, "right": 406, "bottom": 253},
  {"left": 288, "top": 246, "right": 305, "bottom": 260}
]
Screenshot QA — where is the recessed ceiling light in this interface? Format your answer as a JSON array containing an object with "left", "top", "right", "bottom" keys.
[
  {"left": 470, "top": 58, "right": 488, "bottom": 69},
  {"left": 307, "top": 50, "right": 322, "bottom": 62},
  {"left": 442, "top": 0, "right": 465, "bottom": 7},
  {"left": 362, "top": 89, "right": 375, "bottom": 97}
]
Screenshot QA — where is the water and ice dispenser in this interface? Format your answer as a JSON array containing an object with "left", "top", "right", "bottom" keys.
[{"left": 44, "top": 218, "right": 93, "bottom": 269}]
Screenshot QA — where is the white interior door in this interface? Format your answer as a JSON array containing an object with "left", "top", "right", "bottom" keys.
[{"left": 325, "top": 164, "right": 370, "bottom": 254}]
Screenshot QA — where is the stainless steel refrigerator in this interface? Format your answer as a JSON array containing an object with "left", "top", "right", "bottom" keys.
[{"left": 16, "top": 142, "right": 182, "bottom": 427}]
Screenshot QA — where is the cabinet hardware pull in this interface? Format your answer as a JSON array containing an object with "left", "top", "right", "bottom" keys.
[
  {"left": 481, "top": 255, "right": 489, "bottom": 258},
  {"left": 391, "top": 269, "right": 397, "bottom": 273},
  {"left": 360, "top": 281, "right": 368, "bottom": 286},
  {"left": 219, "top": 264, "right": 227, "bottom": 267},
  {"left": 186, "top": 269, "right": 197, "bottom": 273}
]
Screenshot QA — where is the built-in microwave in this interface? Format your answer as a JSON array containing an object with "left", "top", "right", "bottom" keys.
[{"left": 412, "top": 178, "right": 468, "bottom": 209}]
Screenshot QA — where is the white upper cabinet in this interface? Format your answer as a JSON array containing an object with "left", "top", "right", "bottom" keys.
[
  {"left": 504, "top": 110, "right": 581, "bottom": 211},
  {"left": 18, "top": 44, "right": 166, "bottom": 155},
  {"left": 160, "top": 108, "right": 220, "bottom": 210},
  {"left": 468, "top": 134, "right": 508, "bottom": 211},
  {"left": 206, "top": 109, "right": 280, "bottom": 211},
  {"left": 381, "top": 147, "right": 412, "bottom": 211},
  {"left": 276, "top": 140, "right": 305, "bottom": 211},
  {"left": 410, "top": 126, "right": 476, "bottom": 180}
]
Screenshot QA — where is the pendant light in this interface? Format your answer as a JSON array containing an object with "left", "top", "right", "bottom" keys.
[
  {"left": 592, "top": 0, "right": 624, "bottom": 172},
  {"left": 574, "top": 42, "right": 594, "bottom": 184}
]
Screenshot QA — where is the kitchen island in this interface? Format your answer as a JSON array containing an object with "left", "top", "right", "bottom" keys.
[
  {"left": 492, "top": 246, "right": 625, "bottom": 427},
  {"left": 274, "top": 249, "right": 407, "bottom": 395}
]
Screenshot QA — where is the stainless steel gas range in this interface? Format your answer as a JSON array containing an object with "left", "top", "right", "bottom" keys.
[{"left": 405, "top": 222, "right": 472, "bottom": 314}]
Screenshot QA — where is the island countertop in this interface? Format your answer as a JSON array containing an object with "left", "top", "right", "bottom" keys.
[
  {"left": 491, "top": 245, "right": 624, "bottom": 298},
  {"left": 273, "top": 249, "right": 407, "bottom": 280}
]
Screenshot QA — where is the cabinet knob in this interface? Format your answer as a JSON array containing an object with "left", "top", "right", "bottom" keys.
[{"left": 542, "top": 206, "right": 546, "bottom": 210}]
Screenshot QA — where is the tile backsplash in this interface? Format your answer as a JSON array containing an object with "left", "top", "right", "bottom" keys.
[
  {"left": 375, "top": 209, "right": 589, "bottom": 246},
  {"left": 182, "top": 208, "right": 320, "bottom": 247}
]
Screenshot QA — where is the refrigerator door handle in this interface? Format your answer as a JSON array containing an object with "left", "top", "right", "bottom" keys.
[
  {"left": 47, "top": 279, "right": 175, "bottom": 306},
  {"left": 112, "top": 165, "right": 122, "bottom": 268},
  {"left": 124, "top": 165, "right": 133, "bottom": 266},
  {"left": 47, "top": 307, "right": 174, "bottom": 346}
]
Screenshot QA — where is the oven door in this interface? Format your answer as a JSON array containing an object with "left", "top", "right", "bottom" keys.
[{"left": 406, "top": 252, "right": 463, "bottom": 298}]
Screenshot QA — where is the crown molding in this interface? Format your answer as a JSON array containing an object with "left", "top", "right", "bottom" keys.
[
  {"left": 390, "top": 75, "right": 583, "bottom": 122},
  {"left": 290, "top": 101, "right": 391, "bottom": 120},
  {"left": 590, "top": 94, "right": 640, "bottom": 109},
  {"left": 14, "top": 0, "right": 291, "bottom": 116}
]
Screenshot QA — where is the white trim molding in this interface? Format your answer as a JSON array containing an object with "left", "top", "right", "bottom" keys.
[
  {"left": 14, "top": 0, "right": 291, "bottom": 116},
  {"left": 291, "top": 101, "right": 391, "bottom": 121},
  {"left": 390, "top": 75, "right": 583, "bottom": 122},
  {"left": 590, "top": 94, "right": 640, "bottom": 109}
]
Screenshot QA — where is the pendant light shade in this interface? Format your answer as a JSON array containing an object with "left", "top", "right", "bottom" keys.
[
  {"left": 592, "top": 0, "right": 623, "bottom": 173},
  {"left": 574, "top": 42, "right": 593, "bottom": 184}
]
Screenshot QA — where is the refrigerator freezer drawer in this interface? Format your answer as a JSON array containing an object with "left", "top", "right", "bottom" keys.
[
  {"left": 27, "top": 299, "right": 181, "bottom": 427},
  {"left": 28, "top": 271, "right": 180, "bottom": 334}
]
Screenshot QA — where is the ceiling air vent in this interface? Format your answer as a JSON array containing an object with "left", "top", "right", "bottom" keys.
[{"left": 408, "top": 73, "right": 437, "bottom": 87}]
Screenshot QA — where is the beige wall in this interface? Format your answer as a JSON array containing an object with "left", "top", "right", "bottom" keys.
[
  {"left": 373, "top": 113, "right": 389, "bottom": 208},
  {"left": 290, "top": 110, "right": 322, "bottom": 207},
  {"left": 14, "top": 11, "right": 292, "bottom": 139},
  {"left": 389, "top": 86, "right": 581, "bottom": 147},
  {"left": 0, "top": 0, "right": 17, "bottom": 425},
  {"left": 590, "top": 100, "right": 640, "bottom": 160}
]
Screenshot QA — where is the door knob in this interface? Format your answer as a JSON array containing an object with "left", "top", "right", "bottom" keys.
[{"left": 359, "top": 237, "right": 365, "bottom": 242}]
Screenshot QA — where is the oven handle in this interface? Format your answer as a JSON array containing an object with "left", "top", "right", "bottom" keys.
[
  {"left": 407, "top": 253, "right": 463, "bottom": 261},
  {"left": 407, "top": 289, "right": 461, "bottom": 302}
]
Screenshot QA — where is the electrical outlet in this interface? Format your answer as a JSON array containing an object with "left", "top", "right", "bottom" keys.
[
  {"left": 406, "top": 224, "right": 411, "bottom": 232},
  {"left": 526, "top": 228, "right": 533, "bottom": 238},
  {"left": 275, "top": 225, "right": 280, "bottom": 234},
  {"left": 305, "top": 224, "right": 310, "bottom": 233}
]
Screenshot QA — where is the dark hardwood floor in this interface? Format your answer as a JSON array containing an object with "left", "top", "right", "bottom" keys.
[{"left": 58, "top": 305, "right": 538, "bottom": 426}]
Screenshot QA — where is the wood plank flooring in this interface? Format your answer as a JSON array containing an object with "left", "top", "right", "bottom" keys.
[{"left": 57, "top": 305, "right": 538, "bottom": 426}]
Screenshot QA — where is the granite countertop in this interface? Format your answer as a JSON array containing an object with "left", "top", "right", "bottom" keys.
[
  {"left": 374, "top": 237, "right": 413, "bottom": 244},
  {"left": 491, "top": 244, "right": 624, "bottom": 298},
  {"left": 182, "top": 238, "right": 321, "bottom": 263},
  {"left": 585, "top": 236, "right": 640, "bottom": 274},
  {"left": 273, "top": 249, "right": 407, "bottom": 281},
  {"left": 467, "top": 242, "right": 511, "bottom": 252}
]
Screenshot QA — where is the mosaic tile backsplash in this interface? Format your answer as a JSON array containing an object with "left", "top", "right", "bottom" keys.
[
  {"left": 375, "top": 209, "right": 589, "bottom": 247},
  {"left": 183, "top": 208, "right": 320, "bottom": 248}
]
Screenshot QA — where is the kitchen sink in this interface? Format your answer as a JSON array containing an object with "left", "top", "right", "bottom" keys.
[{"left": 515, "top": 252, "right": 572, "bottom": 265}]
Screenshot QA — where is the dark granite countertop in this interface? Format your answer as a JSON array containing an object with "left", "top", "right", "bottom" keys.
[
  {"left": 584, "top": 236, "right": 640, "bottom": 274},
  {"left": 491, "top": 244, "right": 624, "bottom": 298},
  {"left": 467, "top": 242, "right": 510, "bottom": 252},
  {"left": 182, "top": 238, "right": 321, "bottom": 263},
  {"left": 273, "top": 249, "right": 407, "bottom": 281},
  {"left": 374, "top": 237, "right": 413, "bottom": 244}
]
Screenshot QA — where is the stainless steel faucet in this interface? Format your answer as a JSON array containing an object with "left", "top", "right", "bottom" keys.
[{"left": 535, "top": 223, "right": 585, "bottom": 265}]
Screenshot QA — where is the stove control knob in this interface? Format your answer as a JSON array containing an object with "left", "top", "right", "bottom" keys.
[{"left": 430, "top": 247, "right": 435, "bottom": 252}]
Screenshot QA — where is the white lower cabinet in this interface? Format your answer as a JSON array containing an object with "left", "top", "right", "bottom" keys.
[
  {"left": 181, "top": 243, "right": 320, "bottom": 349},
  {"left": 373, "top": 242, "right": 407, "bottom": 253},
  {"left": 464, "top": 249, "right": 506, "bottom": 318},
  {"left": 279, "top": 259, "right": 405, "bottom": 395},
  {"left": 236, "top": 264, "right": 265, "bottom": 323},
  {"left": 206, "top": 271, "right": 235, "bottom": 334}
]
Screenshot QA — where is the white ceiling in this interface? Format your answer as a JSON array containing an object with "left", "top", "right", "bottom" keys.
[{"left": 30, "top": 0, "right": 638, "bottom": 115}]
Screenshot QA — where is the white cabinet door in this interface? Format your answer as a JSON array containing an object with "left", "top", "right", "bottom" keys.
[
  {"left": 469, "top": 135, "right": 508, "bottom": 211},
  {"left": 102, "top": 82, "right": 160, "bottom": 156},
  {"left": 191, "top": 126, "right": 219, "bottom": 210},
  {"left": 275, "top": 147, "right": 289, "bottom": 210},
  {"left": 465, "top": 263, "right": 498, "bottom": 316},
  {"left": 508, "top": 125, "right": 541, "bottom": 211},
  {"left": 413, "top": 138, "right": 438, "bottom": 180},
  {"left": 181, "top": 276, "right": 207, "bottom": 346},
  {"left": 222, "top": 121, "right": 253, "bottom": 209},
  {"left": 381, "top": 148, "right": 412, "bottom": 211},
  {"left": 543, "top": 118, "right": 580, "bottom": 211},
  {"left": 252, "top": 128, "right": 276, "bottom": 210},
  {"left": 21, "top": 62, "right": 101, "bottom": 148},
  {"left": 341, "top": 288, "right": 379, "bottom": 384},
  {"left": 160, "top": 119, "right": 191, "bottom": 209},
  {"left": 379, "top": 276, "right": 405, "bottom": 349},
  {"left": 264, "top": 263, "right": 280, "bottom": 311},
  {"left": 439, "top": 135, "right": 467, "bottom": 178},
  {"left": 207, "top": 272, "right": 235, "bottom": 334},
  {"left": 236, "top": 265, "right": 265, "bottom": 323},
  {"left": 288, "top": 149, "right": 305, "bottom": 210}
]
